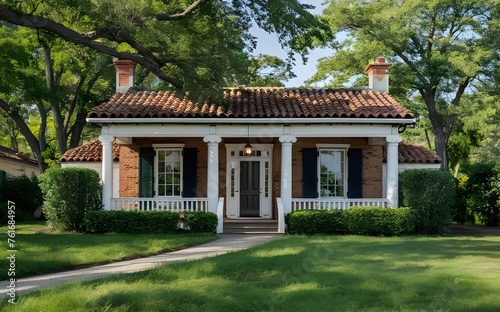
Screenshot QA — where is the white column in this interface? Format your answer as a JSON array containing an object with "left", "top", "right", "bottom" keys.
[
  {"left": 279, "top": 135, "right": 297, "bottom": 214},
  {"left": 99, "top": 135, "right": 114, "bottom": 210},
  {"left": 203, "top": 135, "right": 222, "bottom": 214},
  {"left": 386, "top": 135, "right": 402, "bottom": 208}
]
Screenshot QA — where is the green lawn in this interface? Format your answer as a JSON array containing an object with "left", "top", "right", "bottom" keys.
[
  {"left": 0, "top": 221, "right": 218, "bottom": 278},
  {"left": 3, "top": 235, "right": 500, "bottom": 311}
]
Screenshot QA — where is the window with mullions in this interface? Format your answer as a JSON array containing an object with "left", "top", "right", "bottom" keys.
[
  {"left": 319, "top": 149, "right": 346, "bottom": 197},
  {"left": 156, "top": 149, "right": 182, "bottom": 197}
]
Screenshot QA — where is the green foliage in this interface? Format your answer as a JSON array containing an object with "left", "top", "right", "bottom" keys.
[
  {"left": 39, "top": 167, "right": 102, "bottom": 232},
  {"left": 84, "top": 210, "right": 180, "bottom": 234},
  {"left": 287, "top": 209, "right": 345, "bottom": 235},
  {"left": 344, "top": 207, "right": 414, "bottom": 236},
  {"left": 184, "top": 211, "right": 218, "bottom": 233},
  {"left": 286, "top": 207, "right": 413, "bottom": 236},
  {"left": 400, "top": 169, "right": 455, "bottom": 235},
  {"left": 462, "top": 163, "right": 500, "bottom": 226},
  {"left": 0, "top": 174, "right": 43, "bottom": 222},
  {"left": 453, "top": 175, "right": 476, "bottom": 224}
]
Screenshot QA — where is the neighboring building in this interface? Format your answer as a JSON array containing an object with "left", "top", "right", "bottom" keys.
[
  {"left": 79, "top": 57, "right": 416, "bottom": 233},
  {"left": 0, "top": 145, "right": 41, "bottom": 177}
]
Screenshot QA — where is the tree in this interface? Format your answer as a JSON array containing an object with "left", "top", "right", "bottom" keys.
[
  {"left": 310, "top": 0, "right": 499, "bottom": 170},
  {"left": 0, "top": 0, "right": 328, "bottom": 98}
]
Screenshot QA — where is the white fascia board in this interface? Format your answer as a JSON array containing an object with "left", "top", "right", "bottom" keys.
[
  {"left": 104, "top": 123, "right": 396, "bottom": 138},
  {"left": 87, "top": 117, "right": 416, "bottom": 125}
]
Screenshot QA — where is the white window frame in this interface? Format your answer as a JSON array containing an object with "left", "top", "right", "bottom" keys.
[
  {"left": 154, "top": 146, "right": 184, "bottom": 198},
  {"left": 317, "top": 146, "right": 348, "bottom": 198}
]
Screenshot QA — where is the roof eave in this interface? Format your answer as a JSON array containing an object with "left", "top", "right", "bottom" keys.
[{"left": 86, "top": 117, "right": 416, "bottom": 125}]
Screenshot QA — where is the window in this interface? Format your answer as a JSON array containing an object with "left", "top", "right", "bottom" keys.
[
  {"left": 319, "top": 149, "right": 346, "bottom": 197},
  {"left": 156, "top": 149, "right": 182, "bottom": 197}
]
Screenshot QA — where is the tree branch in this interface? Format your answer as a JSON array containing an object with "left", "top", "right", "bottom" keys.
[
  {"left": 156, "top": 0, "right": 207, "bottom": 21},
  {"left": 0, "top": 4, "right": 184, "bottom": 88}
]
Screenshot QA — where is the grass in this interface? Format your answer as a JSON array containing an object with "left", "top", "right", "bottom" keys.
[
  {"left": 3, "top": 235, "right": 500, "bottom": 311},
  {"left": 0, "top": 221, "right": 217, "bottom": 279}
]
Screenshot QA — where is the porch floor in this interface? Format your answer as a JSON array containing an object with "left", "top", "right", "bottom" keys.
[{"left": 223, "top": 218, "right": 279, "bottom": 234}]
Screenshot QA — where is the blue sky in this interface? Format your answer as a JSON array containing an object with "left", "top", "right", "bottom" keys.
[{"left": 252, "top": 0, "right": 331, "bottom": 87}]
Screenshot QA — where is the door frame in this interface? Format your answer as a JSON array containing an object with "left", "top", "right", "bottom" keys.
[{"left": 226, "top": 144, "right": 273, "bottom": 218}]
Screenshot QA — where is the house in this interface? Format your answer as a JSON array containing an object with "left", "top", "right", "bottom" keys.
[
  {"left": 0, "top": 145, "right": 41, "bottom": 178},
  {"left": 83, "top": 57, "right": 416, "bottom": 233}
]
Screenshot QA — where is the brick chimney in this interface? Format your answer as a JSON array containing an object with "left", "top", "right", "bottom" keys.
[
  {"left": 113, "top": 58, "right": 136, "bottom": 93},
  {"left": 365, "top": 57, "right": 392, "bottom": 92}
]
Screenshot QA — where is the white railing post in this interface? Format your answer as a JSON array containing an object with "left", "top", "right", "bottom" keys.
[
  {"left": 217, "top": 197, "right": 224, "bottom": 234},
  {"left": 277, "top": 198, "right": 285, "bottom": 233}
]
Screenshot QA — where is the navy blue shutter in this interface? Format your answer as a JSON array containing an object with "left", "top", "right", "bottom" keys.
[
  {"left": 302, "top": 148, "right": 318, "bottom": 198},
  {"left": 347, "top": 148, "right": 363, "bottom": 198},
  {"left": 183, "top": 148, "right": 197, "bottom": 197},
  {"left": 139, "top": 148, "right": 154, "bottom": 198}
]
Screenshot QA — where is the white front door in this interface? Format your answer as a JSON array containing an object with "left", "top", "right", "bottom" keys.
[{"left": 226, "top": 144, "right": 273, "bottom": 218}]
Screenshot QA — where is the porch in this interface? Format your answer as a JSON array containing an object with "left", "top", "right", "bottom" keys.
[{"left": 110, "top": 197, "right": 389, "bottom": 234}]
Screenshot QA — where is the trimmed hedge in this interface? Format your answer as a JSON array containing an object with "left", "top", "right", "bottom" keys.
[
  {"left": 84, "top": 210, "right": 180, "bottom": 234},
  {"left": 184, "top": 211, "right": 218, "bottom": 233},
  {"left": 286, "top": 207, "right": 414, "bottom": 236},
  {"left": 39, "top": 167, "right": 101, "bottom": 232},
  {"left": 0, "top": 174, "right": 43, "bottom": 222},
  {"left": 400, "top": 169, "right": 455, "bottom": 235},
  {"left": 287, "top": 209, "right": 345, "bottom": 235}
]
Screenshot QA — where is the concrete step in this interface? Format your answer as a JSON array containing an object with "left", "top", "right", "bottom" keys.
[{"left": 223, "top": 219, "right": 278, "bottom": 234}]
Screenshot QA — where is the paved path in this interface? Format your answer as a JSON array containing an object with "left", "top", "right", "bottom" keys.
[{"left": 0, "top": 234, "right": 281, "bottom": 298}]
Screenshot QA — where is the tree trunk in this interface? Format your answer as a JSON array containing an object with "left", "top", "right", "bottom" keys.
[
  {"left": 42, "top": 41, "right": 67, "bottom": 155},
  {"left": 434, "top": 132, "right": 449, "bottom": 171}
]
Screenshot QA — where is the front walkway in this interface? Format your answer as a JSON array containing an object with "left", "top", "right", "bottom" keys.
[{"left": 0, "top": 234, "right": 281, "bottom": 298}]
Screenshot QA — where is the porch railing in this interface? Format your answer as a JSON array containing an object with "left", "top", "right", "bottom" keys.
[
  {"left": 111, "top": 197, "right": 209, "bottom": 212},
  {"left": 291, "top": 198, "right": 388, "bottom": 212}
]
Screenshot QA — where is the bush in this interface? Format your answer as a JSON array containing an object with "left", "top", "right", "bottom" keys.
[
  {"left": 286, "top": 207, "right": 412, "bottom": 236},
  {"left": 84, "top": 210, "right": 180, "bottom": 234},
  {"left": 184, "top": 211, "right": 218, "bottom": 233},
  {"left": 463, "top": 163, "right": 500, "bottom": 226},
  {"left": 0, "top": 174, "right": 43, "bottom": 222},
  {"left": 344, "top": 207, "right": 414, "bottom": 236},
  {"left": 400, "top": 169, "right": 455, "bottom": 235},
  {"left": 287, "top": 209, "right": 346, "bottom": 235},
  {"left": 39, "top": 167, "right": 102, "bottom": 232}
]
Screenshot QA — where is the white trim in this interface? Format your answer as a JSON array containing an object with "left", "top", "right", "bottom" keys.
[
  {"left": 152, "top": 143, "right": 185, "bottom": 148},
  {"left": 87, "top": 117, "right": 416, "bottom": 125},
  {"left": 316, "top": 143, "right": 350, "bottom": 148}
]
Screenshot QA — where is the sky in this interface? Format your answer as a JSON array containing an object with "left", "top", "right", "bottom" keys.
[{"left": 251, "top": 0, "right": 331, "bottom": 87}]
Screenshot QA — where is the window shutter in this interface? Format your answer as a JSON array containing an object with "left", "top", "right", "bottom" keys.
[
  {"left": 183, "top": 148, "right": 197, "bottom": 198},
  {"left": 348, "top": 148, "right": 363, "bottom": 198},
  {"left": 139, "top": 148, "right": 154, "bottom": 198},
  {"left": 302, "top": 148, "right": 318, "bottom": 198}
]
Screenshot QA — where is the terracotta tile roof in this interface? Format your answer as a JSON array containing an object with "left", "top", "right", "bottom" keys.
[
  {"left": 60, "top": 140, "right": 119, "bottom": 162},
  {"left": 383, "top": 143, "right": 441, "bottom": 164},
  {"left": 0, "top": 145, "right": 38, "bottom": 165},
  {"left": 87, "top": 88, "right": 414, "bottom": 120}
]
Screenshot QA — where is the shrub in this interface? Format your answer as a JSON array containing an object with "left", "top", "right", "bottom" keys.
[
  {"left": 39, "top": 167, "right": 102, "bottom": 232},
  {"left": 287, "top": 210, "right": 346, "bottom": 235},
  {"left": 400, "top": 169, "right": 455, "bottom": 235},
  {"left": 184, "top": 211, "right": 218, "bottom": 233},
  {"left": 0, "top": 174, "right": 43, "bottom": 221},
  {"left": 84, "top": 210, "right": 180, "bottom": 234},
  {"left": 463, "top": 163, "right": 500, "bottom": 226},
  {"left": 344, "top": 207, "right": 414, "bottom": 236},
  {"left": 286, "top": 207, "right": 414, "bottom": 236}
]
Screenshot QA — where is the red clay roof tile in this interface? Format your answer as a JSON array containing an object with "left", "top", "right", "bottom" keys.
[
  {"left": 87, "top": 88, "right": 414, "bottom": 120},
  {"left": 383, "top": 143, "right": 441, "bottom": 164},
  {"left": 0, "top": 145, "right": 38, "bottom": 165},
  {"left": 60, "top": 140, "right": 119, "bottom": 162}
]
